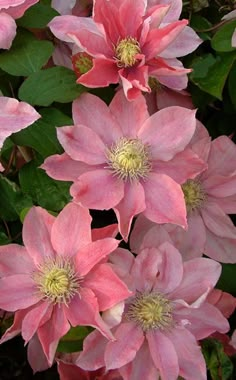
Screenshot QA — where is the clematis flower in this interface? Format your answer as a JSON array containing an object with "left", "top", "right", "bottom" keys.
[
  {"left": 42, "top": 90, "right": 206, "bottom": 240},
  {"left": 0, "top": 203, "right": 131, "bottom": 366},
  {"left": 49, "top": 0, "right": 201, "bottom": 100},
  {"left": 77, "top": 242, "right": 229, "bottom": 380},
  {"left": 51, "top": 0, "right": 92, "bottom": 17},
  {"left": 0, "top": 96, "right": 40, "bottom": 170},
  {"left": 130, "top": 122, "right": 236, "bottom": 262},
  {"left": 0, "top": 0, "right": 39, "bottom": 49}
]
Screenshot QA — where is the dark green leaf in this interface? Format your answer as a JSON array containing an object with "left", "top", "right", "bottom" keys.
[
  {"left": 212, "top": 20, "right": 236, "bottom": 52},
  {"left": 18, "top": 67, "right": 85, "bottom": 106},
  {"left": 19, "top": 157, "right": 71, "bottom": 211},
  {"left": 0, "top": 175, "right": 33, "bottom": 221},
  {"left": 17, "top": 3, "right": 58, "bottom": 29},
  {"left": 217, "top": 264, "right": 236, "bottom": 296},
  {"left": 57, "top": 326, "right": 90, "bottom": 353},
  {"left": 12, "top": 108, "right": 72, "bottom": 158},
  {"left": 190, "top": 52, "right": 236, "bottom": 99},
  {"left": 228, "top": 62, "right": 236, "bottom": 108},
  {"left": 202, "top": 338, "right": 233, "bottom": 380},
  {"left": 0, "top": 30, "right": 54, "bottom": 76}
]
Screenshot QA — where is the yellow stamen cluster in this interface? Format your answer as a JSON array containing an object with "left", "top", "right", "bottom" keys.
[
  {"left": 115, "top": 37, "right": 141, "bottom": 67},
  {"left": 126, "top": 292, "right": 173, "bottom": 332},
  {"left": 106, "top": 138, "right": 151, "bottom": 181},
  {"left": 181, "top": 179, "right": 206, "bottom": 213},
  {"left": 34, "top": 258, "right": 80, "bottom": 305}
]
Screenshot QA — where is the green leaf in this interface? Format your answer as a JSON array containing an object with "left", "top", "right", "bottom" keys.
[
  {"left": 212, "top": 20, "right": 236, "bottom": 52},
  {"left": 57, "top": 326, "right": 90, "bottom": 353},
  {"left": 190, "top": 14, "right": 212, "bottom": 41},
  {"left": 17, "top": 2, "right": 59, "bottom": 29},
  {"left": 202, "top": 338, "right": 233, "bottom": 380},
  {"left": 12, "top": 108, "right": 72, "bottom": 158},
  {"left": 228, "top": 62, "right": 236, "bottom": 108},
  {"left": 190, "top": 52, "right": 236, "bottom": 99},
  {"left": 18, "top": 67, "right": 85, "bottom": 106},
  {"left": 0, "top": 69, "right": 21, "bottom": 97},
  {"left": 0, "top": 175, "right": 33, "bottom": 221},
  {"left": 0, "top": 30, "right": 54, "bottom": 76},
  {"left": 0, "top": 232, "right": 11, "bottom": 245},
  {"left": 19, "top": 157, "right": 71, "bottom": 212}
]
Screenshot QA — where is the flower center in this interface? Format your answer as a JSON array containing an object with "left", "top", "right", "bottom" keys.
[
  {"left": 34, "top": 258, "right": 80, "bottom": 305},
  {"left": 106, "top": 138, "right": 151, "bottom": 181},
  {"left": 126, "top": 292, "right": 173, "bottom": 332},
  {"left": 181, "top": 179, "right": 206, "bottom": 213},
  {"left": 72, "top": 52, "right": 93, "bottom": 77},
  {"left": 115, "top": 37, "right": 141, "bottom": 67}
]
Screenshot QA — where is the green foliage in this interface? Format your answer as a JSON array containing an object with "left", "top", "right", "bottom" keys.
[
  {"left": 17, "top": 2, "right": 59, "bottom": 29},
  {"left": 18, "top": 67, "right": 85, "bottom": 106},
  {"left": 202, "top": 338, "right": 234, "bottom": 380},
  {"left": 212, "top": 20, "right": 236, "bottom": 52},
  {"left": 0, "top": 30, "right": 54, "bottom": 76},
  {"left": 57, "top": 326, "right": 91, "bottom": 353}
]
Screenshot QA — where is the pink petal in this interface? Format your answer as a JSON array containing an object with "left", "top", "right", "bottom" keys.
[
  {"left": 170, "top": 258, "right": 221, "bottom": 304},
  {"left": 119, "top": 65, "right": 150, "bottom": 100},
  {"left": 70, "top": 169, "right": 124, "bottom": 210},
  {"left": 0, "top": 308, "right": 29, "bottom": 344},
  {"left": 75, "top": 238, "right": 119, "bottom": 276},
  {"left": 77, "top": 58, "right": 119, "bottom": 87},
  {"left": 143, "top": 173, "right": 187, "bottom": 228},
  {"left": 72, "top": 93, "right": 122, "bottom": 146},
  {"left": 109, "top": 90, "right": 149, "bottom": 137},
  {"left": 147, "top": 0, "right": 182, "bottom": 22},
  {"left": 38, "top": 305, "right": 70, "bottom": 365},
  {"left": 143, "top": 19, "right": 188, "bottom": 59},
  {"left": 145, "top": 5, "right": 171, "bottom": 30},
  {"left": 137, "top": 223, "right": 172, "bottom": 253},
  {"left": 180, "top": 302, "right": 229, "bottom": 340},
  {"left": 0, "top": 244, "right": 35, "bottom": 275},
  {"left": 0, "top": 12, "right": 16, "bottom": 49},
  {"left": 0, "top": 97, "right": 40, "bottom": 148},
  {"left": 153, "top": 148, "right": 207, "bottom": 184},
  {"left": 84, "top": 263, "right": 131, "bottom": 311},
  {"left": 105, "top": 322, "right": 145, "bottom": 370},
  {"left": 3, "top": 0, "right": 39, "bottom": 19},
  {"left": 119, "top": 340, "right": 158, "bottom": 380},
  {"left": 23, "top": 207, "right": 55, "bottom": 265},
  {"left": 201, "top": 203, "right": 236, "bottom": 239},
  {"left": 119, "top": 0, "right": 146, "bottom": 36},
  {"left": 57, "top": 360, "right": 89, "bottom": 379},
  {"left": 146, "top": 329, "right": 179, "bottom": 380},
  {"left": 156, "top": 88, "right": 194, "bottom": 110},
  {"left": 41, "top": 153, "right": 91, "bottom": 182},
  {"left": 165, "top": 327, "right": 207, "bottom": 380},
  {"left": 214, "top": 194, "right": 236, "bottom": 214},
  {"left": 114, "top": 181, "right": 146, "bottom": 241},
  {"left": 173, "top": 212, "right": 206, "bottom": 260},
  {"left": 65, "top": 288, "right": 113, "bottom": 340},
  {"left": 204, "top": 230, "right": 236, "bottom": 263},
  {"left": 153, "top": 242, "right": 183, "bottom": 293},
  {"left": 203, "top": 175, "right": 236, "bottom": 198},
  {"left": 57, "top": 125, "right": 106, "bottom": 164},
  {"left": 92, "top": 224, "right": 118, "bottom": 241},
  {"left": 51, "top": 202, "right": 92, "bottom": 258},
  {"left": 0, "top": 274, "right": 40, "bottom": 311},
  {"left": 27, "top": 334, "right": 50, "bottom": 373},
  {"left": 139, "top": 107, "right": 196, "bottom": 161},
  {"left": 129, "top": 214, "right": 157, "bottom": 254},
  {"left": 205, "top": 136, "right": 236, "bottom": 177},
  {"left": 22, "top": 301, "right": 53, "bottom": 343},
  {"left": 160, "top": 26, "right": 202, "bottom": 58},
  {"left": 76, "top": 330, "right": 106, "bottom": 370}
]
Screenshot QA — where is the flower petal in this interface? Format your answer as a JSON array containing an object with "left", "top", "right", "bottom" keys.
[
  {"left": 143, "top": 173, "right": 187, "bottom": 228},
  {"left": 22, "top": 301, "right": 53, "bottom": 343},
  {"left": 51, "top": 202, "right": 92, "bottom": 258},
  {"left": 78, "top": 58, "right": 119, "bottom": 87},
  {"left": 201, "top": 203, "right": 236, "bottom": 239},
  {"left": 139, "top": 107, "right": 196, "bottom": 161},
  {"left": 70, "top": 169, "right": 124, "bottom": 210},
  {"left": 76, "top": 330, "right": 106, "bottom": 370},
  {"left": 0, "top": 12, "right": 16, "bottom": 49},
  {"left": 0, "top": 244, "right": 34, "bottom": 275}
]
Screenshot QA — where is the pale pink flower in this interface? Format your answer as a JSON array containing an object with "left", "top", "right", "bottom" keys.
[
  {"left": 230, "top": 330, "right": 236, "bottom": 350},
  {"left": 49, "top": 0, "right": 201, "bottom": 100},
  {"left": 0, "top": 203, "right": 131, "bottom": 366},
  {"left": 0, "top": 97, "right": 40, "bottom": 169},
  {"left": 77, "top": 242, "right": 229, "bottom": 380},
  {"left": 42, "top": 90, "right": 206, "bottom": 240},
  {"left": 52, "top": 0, "right": 92, "bottom": 17},
  {"left": 0, "top": 1, "right": 39, "bottom": 49},
  {"left": 131, "top": 123, "right": 236, "bottom": 262}
]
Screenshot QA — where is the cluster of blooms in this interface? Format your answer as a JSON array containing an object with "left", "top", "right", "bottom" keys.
[{"left": 0, "top": 0, "right": 236, "bottom": 379}]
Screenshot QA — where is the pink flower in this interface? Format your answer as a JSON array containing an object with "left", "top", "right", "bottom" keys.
[
  {"left": 51, "top": 0, "right": 92, "bottom": 17},
  {"left": 131, "top": 123, "right": 236, "bottom": 263},
  {"left": 77, "top": 243, "right": 229, "bottom": 380},
  {"left": 0, "top": 97, "right": 40, "bottom": 170},
  {"left": 0, "top": 1, "right": 39, "bottom": 49},
  {"left": 0, "top": 203, "right": 131, "bottom": 366},
  {"left": 49, "top": 0, "right": 201, "bottom": 100},
  {"left": 42, "top": 90, "right": 206, "bottom": 240}
]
